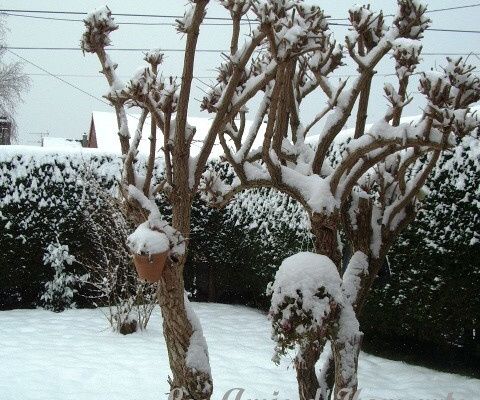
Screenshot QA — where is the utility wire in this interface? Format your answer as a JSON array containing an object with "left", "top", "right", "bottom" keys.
[
  {"left": 3, "top": 12, "right": 480, "bottom": 33},
  {"left": 7, "top": 47, "right": 480, "bottom": 57},
  {"left": 327, "top": 21, "right": 480, "bottom": 33},
  {"left": 7, "top": 49, "right": 110, "bottom": 106},
  {"left": 9, "top": 48, "right": 479, "bottom": 109},
  {"left": 6, "top": 46, "right": 226, "bottom": 53},
  {"left": 427, "top": 28, "right": 480, "bottom": 34},
  {"left": 0, "top": 9, "right": 346, "bottom": 21},
  {"left": 0, "top": 12, "right": 243, "bottom": 26},
  {"left": 0, "top": 9, "right": 237, "bottom": 20},
  {"left": 7, "top": 51, "right": 151, "bottom": 126},
  {"left": 25, "top": 72, "right": 393, "bottom": 80},
  {"left": 2, "top": 3, "right": 480, "bottom": 18},
  {"left": 2, "top": 4, "right": 480, "bottom": 30},
  {"left": 26, "top": 72, "right": 218, "bottom": 79},
  {"left": 425, "top": 3, "right": 480, "bottom": 13}
]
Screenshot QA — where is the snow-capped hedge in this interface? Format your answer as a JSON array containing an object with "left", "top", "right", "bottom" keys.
[
  {"left": 1, "top": 139, "right": 478, "bottom": 361},
  {"left": 0, "top": 146, "right": 307, "bottom": 309},
  {"left": 363, "top": 136, "right": 480, "bottom": 355},
  {"left": 0, "top": 146, "right": 123, "bottom": 309}
]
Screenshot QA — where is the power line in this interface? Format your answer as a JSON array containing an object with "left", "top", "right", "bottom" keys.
[
  {"left": 3, "top": 3, "right": 480, "bottom": 18},
  {"left": 7, "top": 49, "right": 110, "bottom": 106},
  {"left": 0, "top": 9, "right": 234, "bottom": 20},
  {"left": 2, "top": 6, "right": 480, "bottom": 31},
  {"left": 425, "top": 3, "right": 480, "bottom": 13},
  {"left": 0, "top": 12, "right": 244, "bottom": 26},
  {"left": 26, "top": 72, "right": 218, "bottom": 79},
  {"left": 427, "top": 28, "right": 480, "bottom": 34},
  {"left": 0, "top": 8, "right": 346, "bottom": 21},
  {"left": 4, "top": 11, "right": 480, "bottom": 34},
  {"left": 7, "top": 46, "right": 226, "bottom": 53},
  {"left": 21, "top": 70, "right": 473, "bottom": 83},
  {"left": 8, "top": 50, "right": 151, "bottom": 126},
  {"left": 8, "top": 47, "right": 480, "bottom": 57},
  {"left": 9, "top": 48, "right": 479, "bottom": 108}
]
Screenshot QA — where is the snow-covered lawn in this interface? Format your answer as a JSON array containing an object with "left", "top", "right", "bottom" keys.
[{"left": 0, "top": 303, "right": 478, "bottom": 400}]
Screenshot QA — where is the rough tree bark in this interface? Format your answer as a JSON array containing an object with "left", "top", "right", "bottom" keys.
[{"left": 294, "top": 213, "right": 341, "bottom": 400}]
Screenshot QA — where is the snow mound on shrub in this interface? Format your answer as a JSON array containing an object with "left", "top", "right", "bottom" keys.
[
  {"left": 270, "top": 251, "right": 342, "bottom": 310},
  {"left": 127, "top": 222, "right": 169, "bottom": 255},
  {"left": 269, "top": 252, "right": 343, "bottom": 361}
]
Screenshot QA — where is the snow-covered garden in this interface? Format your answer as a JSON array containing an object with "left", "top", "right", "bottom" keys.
[
  {"left": 1, "top": 0, "right": 480, "bottom": 399},
  {"left": 1, "top": 304, "right": 479, "bottom": 400}
]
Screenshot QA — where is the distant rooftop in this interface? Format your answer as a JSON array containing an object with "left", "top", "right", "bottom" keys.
[
  {"left": 88, "top": 111, "right": 266, "bottom": 158},
  {"left": 42, "top": 136, "right": 82, "bottom": 149}
]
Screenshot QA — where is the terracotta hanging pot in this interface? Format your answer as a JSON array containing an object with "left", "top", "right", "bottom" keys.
[{"left": 133, "top": 251, "right": 169, "bottom": 283}]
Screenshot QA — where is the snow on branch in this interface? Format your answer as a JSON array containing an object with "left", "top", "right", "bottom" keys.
[
  {"left": 219, "top": 0, "right": 250, "bottom": 16},
  {"left": 127, "top": 185, "right": 186, "bottom": 257},
  {"left": 420, "top": 58, "right": 480, "bottom": 136},
  {"left": 81, "top": 6, "right": 118, "bottom": 54},
  {"left": 176, "top": 2, "right": 206, "bottom": 34},
  {"left": 393, "top": 0, "right": 430, "bottom": 40},
  {"left": 269, "top": 249, "right": 364, "bottom": 387},
  {"left": 342, "top": 251, "right": 369, "bottom": 306},
  {"left": 184, "top": 293, "right": 212, "bottom": 377},
  {"left": 347, "top": 5, "right": 386, "bottom": 54},
  {"left": 392, "top": 38, "right": 422, "bottom": 79}
]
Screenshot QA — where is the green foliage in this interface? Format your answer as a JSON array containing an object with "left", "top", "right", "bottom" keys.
[
  {"left": 362, "top": 137, "right": 480, "bottom": 359},
  {"left": 0, "top": 151, "right": 119, "bottom": 309},
  {"left": 185, "top": 191, "right": 308, "bottom": 309},
  {"left": 269, "top": 289, "right": 333, "bottom": 364}
]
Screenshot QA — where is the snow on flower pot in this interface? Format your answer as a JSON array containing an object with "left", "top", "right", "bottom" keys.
[{"left": 127, "top": 222, "right": 170, "bottom": 283}]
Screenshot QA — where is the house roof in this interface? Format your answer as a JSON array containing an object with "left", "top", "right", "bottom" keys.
[
  {"left": 42, "top": 137, "right": 82, "bottom": 149},
  {"left": 89, "top": 110, "right": 441, "bottom": 160},
  {"left": 90, "top": 110, "right": 266, "bottom": 158}
]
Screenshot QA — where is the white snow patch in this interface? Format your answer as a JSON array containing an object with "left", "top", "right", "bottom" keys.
[
  {"left": 184, "top": 294, "right": 212, "bottom": 377},
  {"left": 342, "top": 251, "right": 369, "bottom": 305},
  {"left": 0, "top": 304, "right": 478, "bottom": 400},
  {"left": 127, "top": 222, "right": 169, "bottom": 255}
]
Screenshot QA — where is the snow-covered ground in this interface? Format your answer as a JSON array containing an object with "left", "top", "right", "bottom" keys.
[{"left": 0, "top": 303, "right": 478, "bottom": 400}]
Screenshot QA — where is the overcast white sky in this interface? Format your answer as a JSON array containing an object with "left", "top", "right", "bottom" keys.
[{"left": 2, "top": 0, "right": 479, "bottom": 145}]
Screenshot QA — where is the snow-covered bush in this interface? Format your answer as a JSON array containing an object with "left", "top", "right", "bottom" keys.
[
  {"left": 185, "top": 186, "right": 311, "bottom": 308},
  {"left": 76, "top": 178, "right": 159, "bottom": 334},
  {"left": 268, "top": 252, "right": 343, "bottom": 363},
  {"left": 41, "top": 242, "right": 88, "bottom": 312},
  {"left": 1, "top": 148, "right": 298, "bottom": 309},
  {"left": 225, "top": 187, "right": 312, "bottom": 248},
  {"left": 0, "top": 147, "right": 160, "bottom": 315}
]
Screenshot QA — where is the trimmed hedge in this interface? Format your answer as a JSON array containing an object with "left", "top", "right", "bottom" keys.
[
  {"left": 0, "top": 147, "right": 121, "bottom": 309},
  {"left": 1, "top": 141, "right": 479, "bottom": 375}
]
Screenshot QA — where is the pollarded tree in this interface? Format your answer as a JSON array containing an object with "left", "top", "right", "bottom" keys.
[
  {"left": 80, "top": 1, "right": 334, "bottom": 398},
  {"left": 340, "top": 56, "right": 480, "bottom": 315},
  {"left": 200, "top": 1, "right": 479, "bottom": 399}
]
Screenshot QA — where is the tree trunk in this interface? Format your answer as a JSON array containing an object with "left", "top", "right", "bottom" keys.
[
  {"left": 207, "top": 263, "right": 216, "bottom": 302},
  {"left": 318, "top": 351, "right": 335, "bottom": 400},
  {"left": 354, "top": 73, "right": 373, "bottom": 139},
  {"left": 295, "top": 341, "right": 323, "bottom": 400},
  {"left": 332, "top": 332, "right": 363, "bottom": 400},
  {"left": 310, "top": 212, "right": 342, "bottom": 267},
  {"left": 392, "top": 77, "right": 408, "bottom": 127},
  {"left": 295, "top": 341, "right": 336, "bottom": 400},
  {"left": 158, "top": 200, "right": 213, "bottom": 400},
  {"left": 294, "top": 212, "right": 341, "bottom": 400}
]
